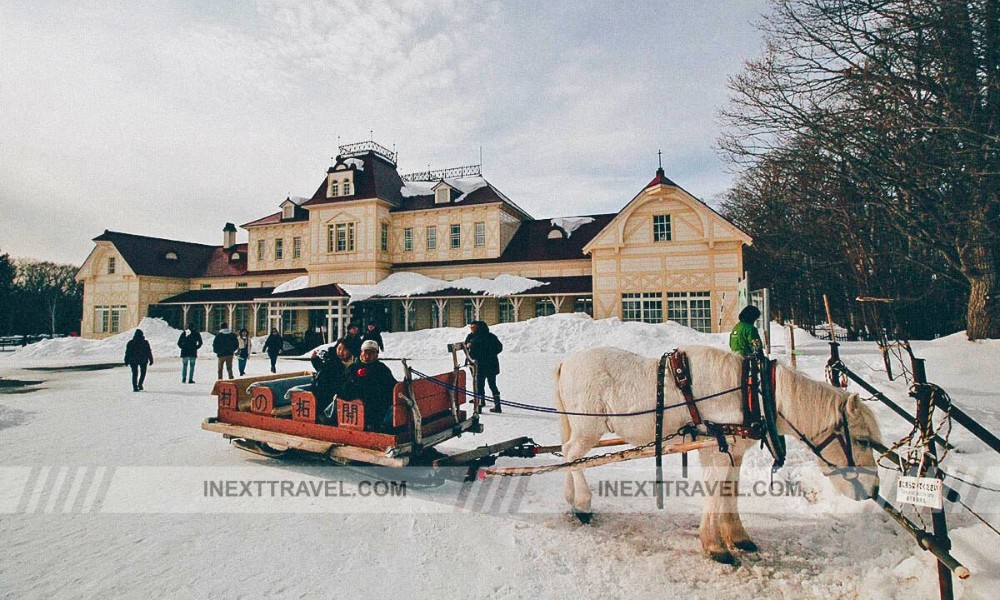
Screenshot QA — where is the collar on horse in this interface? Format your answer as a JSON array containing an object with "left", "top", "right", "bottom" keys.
[{"left": 656, "top": 350, "right": 786, "bottom": 470}]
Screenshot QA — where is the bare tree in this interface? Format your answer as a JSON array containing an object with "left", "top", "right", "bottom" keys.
[
  {"left": 720, "top": 0, "right": 1000, "bottom": 339},
  {"left": 15, "top": 260, "right": 82, "bottom": 335}
]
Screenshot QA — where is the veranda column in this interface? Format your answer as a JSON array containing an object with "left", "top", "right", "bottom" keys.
[
  {"left": 434, "top": 299, "right": 448, "bottom": 328},
  {"left": 326, "top": 301, "right": 335, "bottom": 344},
  {"left": 250, "top": 303, "right": 260, "bottom": 337},
  {"left": 182, "top": 305, "right": 190, "bottom": 328},
  {"left": 401, "top": 299, "right": 413, "bottom": 331},
  {"left": 337, "top": 299, "right": 346, "bottom": 340},
  {"left": 472, "top": 298, "right": 484, "bottom": 322},
  {"left": 202, "top": 304, "right": 211, "bottom": 331},
  {"left": 549, "top": 295, "right": 565, "bottom": 312},
  {"left": 511, "top": 297, "right": 523, "bottom": 322},
  {"left": 227, "top": 304, "right": 236, "bottom": 329}
]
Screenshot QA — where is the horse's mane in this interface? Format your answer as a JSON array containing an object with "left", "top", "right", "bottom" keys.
[{"left": 774, "top": 362, "right": 882, "bottom": 443}]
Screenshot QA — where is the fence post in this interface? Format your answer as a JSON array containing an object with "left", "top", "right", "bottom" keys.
[
  {"left": 912, "top": 358, "right": 954, "bottom": 600},
  {"left": 826, "top": 342, "right": 840, "bottom": 386}
]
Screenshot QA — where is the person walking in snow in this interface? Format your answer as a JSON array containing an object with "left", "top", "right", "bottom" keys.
[
  {"left": 213, "top": 323, "right": 238, "bottom": 379},
  {"left": 177, "top": 323, "right": 202, "bottom": 384},
  {"left": 124, "top": 329, "right": 154, "bottom": 392},
  {"left": 361, "top": 321, "right": 384, "bottom": 351},
  {"left": 263, "top": 328, "right": 283, "bottom": 373},
  {"left": 465, "top": 320, "right": 504, "bottom": 413},
  {"left": 730, "top": 305, "right": 763, "bottom": 357},
  {"left": 236, "top": 328, "right": 252, "bottom": 376}
]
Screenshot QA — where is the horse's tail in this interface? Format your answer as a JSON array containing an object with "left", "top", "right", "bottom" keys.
[{"left": 554, "top": 361, "right": 571, "bottom": 445}]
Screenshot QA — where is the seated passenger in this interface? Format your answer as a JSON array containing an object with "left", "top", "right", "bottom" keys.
[
  {"left": 338, "top": 339, "right": 398, "bottom": 432},
  {"left": 313, "top": 338, "right": 356, "bottom": 423}
]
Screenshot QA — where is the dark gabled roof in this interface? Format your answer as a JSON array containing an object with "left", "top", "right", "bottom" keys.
[
  {"left": 645, "top": 167, "right": 678, "bottom": 189},
  {"left": 242, "top": 208, "right": 308, "bottom": 228},
  {"left": 392, "top": 213, "right": 616, "bottom": 269},
  {"left": 93, "top": 231, "right": 222, "bottom": 278},
  {"left": 268, "top": 282, "right": 349, "bottom": 299},
  {"left": 245, "top": 268, "right": 309, "bottom": 277},
  {"left": 157, "top": 287, "right": 275, "bottom": 304},
  {"left": 391, "top": 178, "right": 533, "bottom": 220},
  {"left": 300, "top": 152, "right": 406, "bottom": 209},
  {"left": 200, "top": 244, "right": 249, "bottom": 277}
]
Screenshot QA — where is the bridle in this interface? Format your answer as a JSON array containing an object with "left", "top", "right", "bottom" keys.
[{"left": 777, "top": 403, "right": 868, "bottom": 469}]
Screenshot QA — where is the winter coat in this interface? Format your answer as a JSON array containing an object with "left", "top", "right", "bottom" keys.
[
  {"left": 212, "top": 329, "right": 239, "bottom": 357},
  {"left": 263, "top": 333, "right": 283, "bottom": 357},
  {"left": 177, "top": 330, "right": 203, "bottom": 358},
  {"left": 729, "top": 321, "right": 762, "bottom": 357},
  {"left": 465, "top": 321, "right": 503, "bottom": 377},
  {"left": 361, "top": 327, "right": 384, "bottom": 351},
  {"left": 311, "top": 351, "right": 354, "bottom": 413},
  {"left": 342, "top": 333, "right": 363, "bottom": 358},
  {"left": 237, "top": 336, "right": 252, "bottom": 359},
  {"left": 340, "top": 359, "right": 398, "bottom": 431},
  {"left": 124, "top": 338, "right": 154, "bottom": 366}
]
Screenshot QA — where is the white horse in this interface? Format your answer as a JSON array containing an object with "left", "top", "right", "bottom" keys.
[{"left": 554, "top": 346, "right": 882, "bottom": 564}]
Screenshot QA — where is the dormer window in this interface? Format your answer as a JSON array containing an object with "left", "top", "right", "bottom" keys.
[
  {"left": 548, "top": 229, "right": 565, "bottom": 240},
  {"left": 343, "top": 180, "right": 351, "bottom": 195},
  {"left": 108, "top": 257, "right": 116, "bottom": 274},
  {"left": 164, "top": 251, "right": 179, "bottom": 260},
  {"left": 330, "top": 181, "right": 339, "bottom": 196},
  {"left": 326, "top": 169, "right": 355, "bottom": 198},
  {"left": 435, "top": 187, "right": 451, "bottom": 204},
  {"left": 230, "top": 252, "right": 241, "bottom": 261},
  {"left": 282, "top": 204, "right": 295, "bottom": 219}
]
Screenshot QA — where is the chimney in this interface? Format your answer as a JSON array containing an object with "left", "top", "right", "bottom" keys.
[{"left": 223, "top": 223, "right": 237, "bottom": 249}]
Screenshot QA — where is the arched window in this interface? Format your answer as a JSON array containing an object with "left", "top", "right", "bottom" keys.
[{"left": 164, "top": 251, "right": 178, "bottom": 260}]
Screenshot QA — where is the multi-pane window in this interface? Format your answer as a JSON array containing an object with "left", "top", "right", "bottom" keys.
[
  {"left": 257, "top": 240, "right": 265, "bottom": 261},
  {"left": 282, "top": 310, "right": 297, "bottom": 332},
  {"left": 435, "top": 188, "right": 450, "bottom": 204},
  {"left": 328, "top": 223, "right": 355, "bottom": 253},
  {"left": 474, "top": 222, "right": 486, "bottom": 247},
  {"left": 274, "top": 238, "right": 284, "bottom": 260},
  {"left": 236, "top": 282, "right": 248, "bottom": 288},
  {"left": 621, "top": 292, "right": 663, "bottom": 323},
  {"left": 498, "top": 299, "right": 515, "bottom": 323},
  {"left": 667, "top": 291, "right": 712, "bottom": 333},
  {"left": 403, "top": 227, "right": 413, "bottom": 252},
  {"left": 400, "top": 302, "right": 416, "bottom": 331},
  {"left": 426, "top": 226, "right": 437, "bottom": 250},
  {"left": 95, "top": 305, "right": 127, "bottom": 333},
  {"left": 343, "top": 180, "right": 351, "bottom": 195},
  {"left": 535, "top": 298, "right": 556, "bottom": 317},
  {"left": 574, "top": 298, "right": 593, "bottom": 316},
  {"left": 653, "top": 215, "right": 672, "bottom": 242},
  {"left": 380, "top": 223, "right": 389, "bottom": 252},
  {"left": 293, "top": 237, "right": 302, "bottom": 259},
  {"left": 450, "top": 224, "right": 461, "bottom": 248},
  {"left": 107, "top": 257, "right": 116, "bottom": 274},
  {"left": 463, "top": 299, "right": 476, "bottom": 324},
  {"left": 330, "top": 181, "right": 339, "bottom": 196}
]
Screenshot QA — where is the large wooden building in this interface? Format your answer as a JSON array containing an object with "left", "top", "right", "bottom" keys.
[{"left": 75, "top": 141, "right": 751, "bottom": 340}]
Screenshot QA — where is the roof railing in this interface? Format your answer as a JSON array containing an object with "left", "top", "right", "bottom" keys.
[
  {"left": 401, "top": 164, "right": 482, "bottom": 182},
  {"left": 338, "top": 140, "right": 397, "bottom": 165}
]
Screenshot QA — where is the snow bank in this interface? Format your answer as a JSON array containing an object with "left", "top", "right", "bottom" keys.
[
  {"left": 10, "top": 317, "right": 212, "bottom": 361},
  {"left": 342, "top": 272, "right": 544, "bottom": 303}
]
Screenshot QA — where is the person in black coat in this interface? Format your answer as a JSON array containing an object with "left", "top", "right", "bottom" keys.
[
  {"left": 262, "top": 328, "right": 283, "bottom": 373},
  {"left": 212, "top": 324, "right": 239, "bottom": 379},
  {"left": 124, "top": 329, "right": 154, "bottom": 392},
  {"left": 311, "top": 338, "right": 356, "bottom": 423},
  {"left": 361, "top": 321, "right": 384, "bottom": 351},
  {"left": 177, "top": 324, "right": 202, "bottom": 384},
  {"left": 342, "top": 323, "right": 363, "bottom": 358},
  {"left": 340, "top": 339, "right": 398, "bottom": 432},
  {"left": 465, "top": 320, "right": 504, "bottom": 413}
]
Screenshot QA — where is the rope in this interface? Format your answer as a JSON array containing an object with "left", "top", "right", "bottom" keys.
[
  {"left": 957, "top": 497, "right": 1000, "bottom": 537},
  {"left": 408, "top": 367, "right": 741, "bottom": 418}
]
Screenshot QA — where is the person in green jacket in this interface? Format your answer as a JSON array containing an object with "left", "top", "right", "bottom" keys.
[{"left": 730, "top": 305, "right": 763, "bottom": 357}]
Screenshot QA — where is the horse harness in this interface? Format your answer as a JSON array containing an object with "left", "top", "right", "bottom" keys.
[{"left": 656, "top": 350, "right": 787, "bottom": 470}]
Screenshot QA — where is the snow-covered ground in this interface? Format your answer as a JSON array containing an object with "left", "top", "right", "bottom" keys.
[{"left": 1, "top": 315, "right": 998, "bottom": 599}]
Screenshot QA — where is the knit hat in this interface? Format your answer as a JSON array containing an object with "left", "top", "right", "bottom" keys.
[{"left": 360, "top": 340, "right": 380, "bottom": 353}]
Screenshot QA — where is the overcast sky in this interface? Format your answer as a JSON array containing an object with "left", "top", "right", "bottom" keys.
[{"left": 0, "top": 0, "right": 770, "bottom": 265}]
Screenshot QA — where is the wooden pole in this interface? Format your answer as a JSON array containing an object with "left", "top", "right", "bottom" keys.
[
  {"left": 823, "top": 294, "right": 835, "bottom": 341},
  {"left": 479, "top": 440, "right": 717, "bottom": 478},
  {"left": 913, "top": 358, "right": 957, "bottom": 599},
  {"left": 788, "top": 322, "right": 797, "bottom": 369}
]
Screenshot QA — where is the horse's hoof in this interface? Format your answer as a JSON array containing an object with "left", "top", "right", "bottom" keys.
[
  {"left": 733, "top": 540, "right": 759, "bottom": 553},
  {"left": 573, "top": 510, "right": 593, "bottom": 524},
  {"left": 709, "top": 550, "right": 735, "bottom": 564}
]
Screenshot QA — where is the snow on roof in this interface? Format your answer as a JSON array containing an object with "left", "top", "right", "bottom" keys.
[
  {"left": 341, "top": 272, "right": 545, "bottom": 303},
  {"left": 400, "top": 176, "right": 488, "bottom": 202},
  {"left": 551, "top": 217, "right": 595, "bottom": 238},
  {"left": 343, "top": 158, "right": 365, "bottom": 171},
  {"left": 272, "top": 276, "right": 309, "bottom": 295},
  {"left": 288, "top": 196, "right": 309, "bottom": 206}
]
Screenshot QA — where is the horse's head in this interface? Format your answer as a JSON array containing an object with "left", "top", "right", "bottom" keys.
[
  {"left": 811, "top": 393, "right": 882, "bottom": 500},
  {"left": 775, "top": 364, "right": 882, "bottom": 500}
]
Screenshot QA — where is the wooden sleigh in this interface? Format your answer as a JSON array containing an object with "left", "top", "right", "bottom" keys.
[{"left": 202, "top": 343, "right": 497, "bottom": 467}]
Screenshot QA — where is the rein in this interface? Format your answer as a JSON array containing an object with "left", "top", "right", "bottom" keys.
[{"left": 777, "top": 405, "right": 857, "bottom": 468}]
